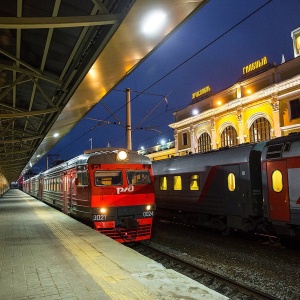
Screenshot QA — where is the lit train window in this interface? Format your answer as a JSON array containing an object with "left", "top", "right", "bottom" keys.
[
  {"left": 160, "top": 176, "right": 167, "bottom": 190},
  {"left": 127, "top": 170, "right": 151, "bottom": 185},
  {"left": 227, "top": 173, "right": 235, "bottom": 192},
  {"left": 190, "top": 174, "right": 199, "bottom": 190},
  {"left": 64, "top": 177, "right": 67, "bottom": 192},
  {"left": 95, "top": 171, "right": 122, "bottom": 186},
  {"left": 272, "top": 170, "right": 283, "bottom": 192},
  {"left": 173, "top": 176, "right": 182, "bottom": 191}
]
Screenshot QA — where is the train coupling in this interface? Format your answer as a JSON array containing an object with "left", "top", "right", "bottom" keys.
[{"left": 118, "top": 216, "right": 138, "bottom": 230}]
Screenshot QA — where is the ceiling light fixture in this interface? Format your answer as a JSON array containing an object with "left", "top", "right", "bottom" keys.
[{"left": 142, "top": 11, "right": 167, "bottom": 35}]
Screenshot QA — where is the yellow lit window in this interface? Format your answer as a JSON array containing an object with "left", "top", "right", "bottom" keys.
[
  {"left": 160, "top": 176, "right": 167, "bottom": 191},
  {"left": 190, "top": 174, "right": 199, "bottom": 190},
  {"left": 173, "top": 176, "right": 182, "bottom": 191},
  {"left": 228, "top": 173, "right": 235, "bottom": 192},
  {"left": 272, "top": 170, "right": 283, "bottom": 192}
]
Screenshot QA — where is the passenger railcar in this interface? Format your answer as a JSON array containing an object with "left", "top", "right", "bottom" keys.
[
  {"left": 24, "top": 148, "right": 155, "bottom": 242},
  {"left": 261, "top": 133, "right": 300, "bottom": 237},
  {"left": 153, "top": 133, "right": 300, "bottom": 239}
]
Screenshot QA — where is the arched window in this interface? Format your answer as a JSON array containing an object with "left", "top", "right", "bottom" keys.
[
  {"left": 198, "top": 132, "right": 212, "bottom": 153},
  {"left": 250, "top": 117, "right": 271, "bottom": 142},
  {"left": 221, "top": 126, "right": 238, "bottom": 147}
]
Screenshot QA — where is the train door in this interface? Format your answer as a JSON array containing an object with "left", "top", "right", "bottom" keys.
[
  {"left": 39, "top": 177, "right": 43, "bottom": 199},
  {"left": 62, "top": 172, "right": 71, "bottom": 214},
  {"left": 223, "top": 165, "right": 241, "bottom": 216},
  {"left": 70, "top": 169, "right": 77, "bottom": 213},
  {"left": 266, "top": 160, "right": 290, "bottom": 222}
]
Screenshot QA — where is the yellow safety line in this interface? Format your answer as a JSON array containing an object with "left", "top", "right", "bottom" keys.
[{"left": 27, "top": 200, "right": 155, "bottom": 300}]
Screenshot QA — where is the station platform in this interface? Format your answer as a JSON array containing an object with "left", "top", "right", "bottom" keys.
[{"left": 0, "top": 189, "right": 228, "bottom": 300}]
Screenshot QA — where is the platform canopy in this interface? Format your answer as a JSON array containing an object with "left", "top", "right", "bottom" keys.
[{"left": 0, "top": 0, "right": 208, "bottom": 182}]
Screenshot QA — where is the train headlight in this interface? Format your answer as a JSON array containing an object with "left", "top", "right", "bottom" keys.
[
  {"left": 100, "top": 208, "right": 107, "bottom": 214},
  {"left": 146, "top": 204, "right": 156, "bottom": 211},
  {"left": 117, "top": 150, "right": 128, "bottom": 161}
]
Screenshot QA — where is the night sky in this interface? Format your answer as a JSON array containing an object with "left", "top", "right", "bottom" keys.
[{"left": 34, "top": 0, "right": 300, "bottom": 172}]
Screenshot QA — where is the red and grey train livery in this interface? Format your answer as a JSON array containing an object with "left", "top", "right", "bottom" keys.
[
  {"left": 23, "top": 148, "right": 156, "bottom": 242},
  {"left": 153, "top": 133, "right": 300, "bottom": 239}
]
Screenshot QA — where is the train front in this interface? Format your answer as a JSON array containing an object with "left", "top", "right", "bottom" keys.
[{"left": 88, "top": 149, "right": 155, "bottom": 242}]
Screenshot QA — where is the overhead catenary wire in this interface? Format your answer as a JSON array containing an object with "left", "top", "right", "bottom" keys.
[{"left": 52, "top": 0, "right": 273, "bottom": 154}]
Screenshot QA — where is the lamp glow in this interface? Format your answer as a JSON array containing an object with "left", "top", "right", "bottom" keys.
[
  {"left": 100, "top": 208, "right": 107, "bottom": 214},
  {"left": 117, "top": 150, "right": 128, "bottom": 161},
  {"left": 142, "top": 11, "right": 167, "bottom": 35},
  {"left": 192, "top": 109, "right": 199, "bottom": 115}
]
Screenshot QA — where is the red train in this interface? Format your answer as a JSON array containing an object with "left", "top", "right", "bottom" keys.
[
  {"left": 23, "top": 148, "right": 155, "bottom": 243},
  {"left": 153, "top": 133, "right": 300, "bottom": 240}
]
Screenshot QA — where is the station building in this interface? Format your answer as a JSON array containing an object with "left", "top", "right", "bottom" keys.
[{"left": 139, "top": 27, "right": 300, "bottom": 160}]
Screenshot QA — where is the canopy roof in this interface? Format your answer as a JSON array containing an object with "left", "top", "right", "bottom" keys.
[{"left": 0, "top": 0, "right": 208, "bottom": 182}]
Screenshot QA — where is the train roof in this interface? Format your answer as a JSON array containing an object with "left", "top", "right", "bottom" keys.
[
  {"left": 262, "top": 132, "right": 300, "bottom": 160},
  {"left": 265, "top": 132, "right": 300, "bottom": 145},
  {"left": 153, "top": 142, "right": 265, "bottom": 174},
  {"left": 42, "top": 148, "right": 151, "bottom": 176}
]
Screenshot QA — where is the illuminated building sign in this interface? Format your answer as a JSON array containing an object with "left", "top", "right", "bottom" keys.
[
  {"left": 291, "top": 27, "right": 300, "bottom": 58},
  {"left": 242, "top": 56, "right": 268, "bottom": 74},
  {"left": 192, "top": 85, "right": 211, "bottom": 100}
]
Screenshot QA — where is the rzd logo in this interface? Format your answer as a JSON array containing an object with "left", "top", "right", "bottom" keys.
[{"left": 116, "top": 185, "right": 134, "bottom": 194}]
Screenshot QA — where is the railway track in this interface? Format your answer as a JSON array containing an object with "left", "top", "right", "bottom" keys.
[{"left": 130, "top": 242, "right": 279, "bottom": 300}]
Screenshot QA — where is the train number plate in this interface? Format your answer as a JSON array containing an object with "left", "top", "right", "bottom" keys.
[
  {"left": 93, "top": 214, "right": 107, "bottom": 221},
  {"left": 143, "top": 211, "right": 154, "bottom": 217}
]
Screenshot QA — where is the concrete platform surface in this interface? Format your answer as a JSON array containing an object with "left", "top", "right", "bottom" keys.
[{"left": 0, "top": 189, "right": 228, "bottom": 299}]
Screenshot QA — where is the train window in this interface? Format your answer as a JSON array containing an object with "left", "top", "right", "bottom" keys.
[
  {"left": 77, "top": 170, "right": 89, "bottom": 186},
  {"left": 95, "top": 171, "right": 122, "bottom": 186},
  {"left": 127, "top": 170, "right": 151, "bottom": 185},
  {"left": 227, "top": 173, "right": 236, "bottom": 192},
  {"left": 266, "top": 144, "right": 283, "bottom": 159},
  {"left": 272, "top": 170, "right": 283, "bottom": 192},
  {"left": 173, "top": 176, "right": 182, "bottom": 191},
  {"left": 64, "top": 177, "right": 67, "bottom": 192},
  {"left": 57, "top": 178, "right": 60, "bottom": 192},
  {"left": 160, "top": 177, "right": 167, "bottom": 190},
  {"left": 189, "top": 174, "right": 199, "bottom": 190}
]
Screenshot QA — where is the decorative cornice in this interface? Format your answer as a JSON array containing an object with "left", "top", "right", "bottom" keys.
[
  {"left": 169, "top": 75, "right": 300, "bottom": 129},
  {"left": 281, "top": 124, "right": 300, "bottom": 130}
]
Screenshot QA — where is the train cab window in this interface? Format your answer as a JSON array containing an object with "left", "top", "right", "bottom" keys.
[
  {"left": 227, "top": 173, "right": 236, "bottom": 192},
  {"left": 190, "top": 174, "right": 199, "bottom": 190},
  {"left": 127, "top": 170, "right": 151, "bottom": 185},
  {"left": 95, "top": 171, "right": 122, "bottom": 186},
  {"left": 160, "top": 176, "right": 167, "bottom": 190},
  {"left": 173, "top": 176, "right": 182, "bottom": 191},
  {"left": 272, "top": 170, "right": 283, "bottom": 192}
]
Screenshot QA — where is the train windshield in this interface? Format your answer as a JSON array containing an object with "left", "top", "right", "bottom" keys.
[
  {"left": 94, "top": 171, "right": 122, "bottom": 186},
  {"left": 127, "top": 170, "right": 151, "bottom": 185}
]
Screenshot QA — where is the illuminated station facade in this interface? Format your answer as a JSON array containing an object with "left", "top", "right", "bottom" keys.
[{"left": 140, "top": 27, "right": 300, "bottom": 160}]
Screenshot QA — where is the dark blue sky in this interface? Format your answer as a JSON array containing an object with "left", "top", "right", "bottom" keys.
[{"left": 35, "top": 0, "right": 300, "bottom": 172}]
